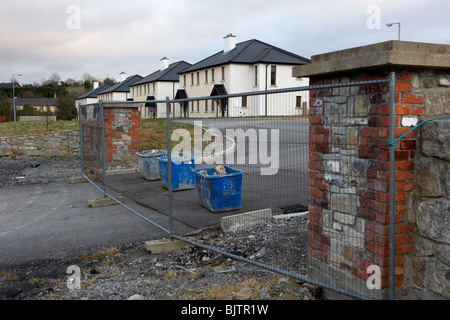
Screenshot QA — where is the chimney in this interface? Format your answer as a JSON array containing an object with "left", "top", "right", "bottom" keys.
[
  {"left": 93, "top": 81, "right": 99, "bottom": 89},
  {"left": 160, "top": 57, "right": 169, "bottom": 71},
  {"left": 223, "top": 34, "right": 236, "bottom": 53},
  {"left": 120, "top": 72, "right": 127, "bottom": 82}
]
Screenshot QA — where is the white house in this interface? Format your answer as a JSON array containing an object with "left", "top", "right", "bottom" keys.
[
  {"left": 74, "top": 81, "right": 111, "bottom": 108},
  {"left": 177, "top": 34, "right": 311, "bottom": 118},
  {"left": 129, "top": 58, "right": 192, "bottom": 118},
  {"left": 97, "top": 73, "right": 143, "bottom": 102}
]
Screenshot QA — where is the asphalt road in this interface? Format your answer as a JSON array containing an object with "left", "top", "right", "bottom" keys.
[
  {"left": 108, "top": 118, "right": 310, "bottom": 233},
  {"left": 0, "top": 118, "right": 309, "bottom": 267}
]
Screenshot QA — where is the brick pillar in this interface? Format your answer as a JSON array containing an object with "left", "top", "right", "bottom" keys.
[
  {"left": 306, "top": 70, "right": 417, "bottom": 299},
  {"left": 293, "top": 41, "right": 449, "bottom": 299},
  {"left": 102, "top": 103, "right": 139, "bottom": 165}
]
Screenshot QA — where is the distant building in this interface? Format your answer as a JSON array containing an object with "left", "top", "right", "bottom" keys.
[
  {"left": 7, "top": 97, "right": 57, "bottom": 113},
  {"left": 177, "top": 34, "right": 311, "bottom": 117},
  {"left": 74, "top": 82, "right": 112, "bottom": 109},
  {"left": 129, "top": 59, "right": 192, "bottom": 118},
  {"left": 96, "top": 73, "right": 143, "bottom": 102},
  {"left": 0, "top": 82, "right": 21, "bottom": 89}
]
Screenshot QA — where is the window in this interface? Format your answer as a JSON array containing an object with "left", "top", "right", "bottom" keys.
[
  {"left": 254, "top": 66, "right": 258, "bottom": 86},
  {"left": 152, "top": 83, "right": 156, "bottom": 94},
  {"left": 196, "top": 72, "right": 200, "bottom": 85},
  {"left": 242, "top": 96, "right": 247, "bottom": 108},
  {"left": 191, "top": 73, "right": 194, "bottom": 85},
  {"left": 211, "top": 100, "right": 215, "bottom": 112},
  {"left": 196, "top": 101, "right": 200, "bottom": 112},
  {"left": 221, "top": 66, "right": 225, "bottom": 81},
  {"left": 205, "top": 100, "right": 208, "bottom": 112},
  {"left": 183, "top": 74, "right": 186, "bottom": 87},
  {"left": 211, "top": 69, "right": 215, "bottom": 82},
  {"left": 270, "top": 65, "right": 277, "bottom": 86},
  {"left": 296, "top": 96, "right": 302, "bottom": 108},
  {"left": 190, "top": 101, "right": 194, "bottom": 112},
  {"left": 205, "top": 70, "right": 208, "bottom": 83}
]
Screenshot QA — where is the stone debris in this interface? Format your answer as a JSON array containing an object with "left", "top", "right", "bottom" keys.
[
  {"left": 214, "top": 165, "right": 227, "bottom": 175},
  {"left": 0, "top": 215, "right": 316, "bottom": 300}
]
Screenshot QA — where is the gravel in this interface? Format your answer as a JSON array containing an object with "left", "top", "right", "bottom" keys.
[
  {"left": 0, "top": 157, "right": 318, "bottom": 301},
  {"left": 0, "top": 157, "right": 80, "bottom": 189}
]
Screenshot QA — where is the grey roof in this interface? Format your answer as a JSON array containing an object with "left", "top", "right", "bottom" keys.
[
  {"left": 98, "top": 74, "right": 143, "bottom": 94},
  {"left": 0, "top": 82, "right": 21, "bottom": 88},
  {"left": 131, "top": 61, "right": 192, "bottom": 86},
  {"left": 7, "top": 98, "right": 56, "bottom": 106},
  {"left": 75, "top": 83, "right": 112, "bottom": 100},
  {"left": 180, "top": 39, "right": 310, "bottom": 73}
]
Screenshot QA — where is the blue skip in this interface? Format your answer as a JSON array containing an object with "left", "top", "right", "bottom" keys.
[
  {"left": 136, "top": 150, "right": 167, "bottom": 181},
  {"left": 158, "top": 156, "right": 196, "bottom": 191},
  {"left": 194, "top": 165, "right": 245, "bottom": 213}
]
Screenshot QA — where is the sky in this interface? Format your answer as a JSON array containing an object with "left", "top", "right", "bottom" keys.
[{"left": 1, "top": 0, "right": 449, "bottom": 85}]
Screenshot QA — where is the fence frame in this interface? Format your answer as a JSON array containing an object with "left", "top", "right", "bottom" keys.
[{"left": 78, "top": 77, "right": 395, "bottom": 300}]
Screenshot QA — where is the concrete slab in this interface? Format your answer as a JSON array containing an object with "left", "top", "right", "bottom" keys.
[
  {"left": 293, "top": 40, "right": 450, "bottom": 78},
  {"left": 220, "top": 208, "right": 273, "bottom": 233},
  {"left": 145, "top": 237, "right": 195, "bottom": 254},
  {"left": 70, "top": 169, "right": 139, "bottom": 184},
  {"left": 107, "top": 168, "right": 140, "bottom": 176},
  {"left": 88, "top": 196, "right": 125, "bottom": 208}
]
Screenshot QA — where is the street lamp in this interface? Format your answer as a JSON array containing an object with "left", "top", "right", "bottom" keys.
[
  {"left": 12, "top": 73, "right": 22, "bottom": 122},
  {"left": 386, "top": 22, "right": 401, "bottom": 41}
]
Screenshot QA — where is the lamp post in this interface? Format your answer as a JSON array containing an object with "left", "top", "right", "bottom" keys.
[
  {"left": 386, "top": 22, "right": 401, "bottom": 40},
  {"left": 12, "top": 73, "right": 22, "bottom": 122}
]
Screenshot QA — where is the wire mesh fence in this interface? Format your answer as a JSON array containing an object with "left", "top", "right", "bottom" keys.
[
  {"left": 79, "top": 77, "right": 395, "bottom": 300},
  {"left": 79, "top": 103, "right": 104, "bottom": 184}
]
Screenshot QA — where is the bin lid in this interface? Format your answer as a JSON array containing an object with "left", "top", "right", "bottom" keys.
[{"left": 136, "top": 150, "right": 167, "bottom": 158}]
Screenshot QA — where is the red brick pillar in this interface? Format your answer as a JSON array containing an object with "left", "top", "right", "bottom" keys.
[
  {"left": 294, "top": 40, "right": 449, "bottom": 300},
  {"left": 306, "top": 70, "right": 417, "bottom": 298},
  {"left": 102, "top": 104, "right": 139, "bottom": 164}
]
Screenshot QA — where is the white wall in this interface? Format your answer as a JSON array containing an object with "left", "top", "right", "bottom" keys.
[{"left": 227, "top": 63, "right": 310, "bottom": 117}]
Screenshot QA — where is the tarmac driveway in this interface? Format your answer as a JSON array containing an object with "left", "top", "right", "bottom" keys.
[{"left": 0, "top": 180, "right": 192, "bottom": 267}]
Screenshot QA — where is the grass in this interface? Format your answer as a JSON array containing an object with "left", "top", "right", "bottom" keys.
[
  {"left": 0, "top": 118, "right": 196, "bottom": 152},
  {"left": 80, "top": 246, "right": 121, "bottom": 260},
  {"left": 139, "top": 118, "right": 196, "bottom": 152},
  {"left": 0, "top": 120, "right": 79, "bottom": 137}
]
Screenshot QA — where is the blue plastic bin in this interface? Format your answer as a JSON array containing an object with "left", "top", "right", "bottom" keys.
[
  {"left": 158, "top": 156, "right": 196, "bottom": 191},
  {"left": 136, "top": 150, "right": 167, "bottom": 181},
  {"left": 194, "top": 165, "right": 245, "bottom": 213}
]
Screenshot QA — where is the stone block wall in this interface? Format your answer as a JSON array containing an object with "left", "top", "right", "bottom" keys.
[
  {"left": 294, "top": 40, "right": 449, "bottom": 300},
  {"left": 409, "top": 69, "right": 450, "bottom": 300},
  {"left": 0, "top": 130, "right": 80, "bottom": 158},
  {"left": 307, "top": 68, "right": 449, "bottom": 299}
]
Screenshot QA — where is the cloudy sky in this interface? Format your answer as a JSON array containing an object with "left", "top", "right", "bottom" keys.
[{"left": 1, "top": 0, "right": 449, "bottom": 84}]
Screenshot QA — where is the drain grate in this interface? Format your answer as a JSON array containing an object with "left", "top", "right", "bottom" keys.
[{"left": 279, "top": 203, "right": 308, "bottom": 214}]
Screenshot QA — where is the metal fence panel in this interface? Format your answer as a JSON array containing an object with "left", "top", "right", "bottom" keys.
[{"left": 78, "top": 78, "right": 393, "bottom": 300}]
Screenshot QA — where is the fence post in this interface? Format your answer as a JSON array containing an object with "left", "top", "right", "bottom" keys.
[
  {"left": 388, "top": 72, "right": 396, "bottom": 300},
  {"left": 99, "top": 100, "right": 107, "bottom": 198},
  {"left": 78, "top": 103, "right": 83, "bottom": 176},
  {"left": 166, "top": 97, "right": 174, "bottom": 237}
]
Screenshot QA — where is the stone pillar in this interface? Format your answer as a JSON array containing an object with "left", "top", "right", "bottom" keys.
[
  {"left": 102, "top": 103, "right": 139, "bottom": 166},
  {"left": 293, "top": 40, "right": 450, "bottom": 300}
]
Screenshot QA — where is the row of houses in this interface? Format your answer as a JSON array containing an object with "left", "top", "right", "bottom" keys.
[{"left": 75, "top": 34, "right": 311, "bottom": 118}]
